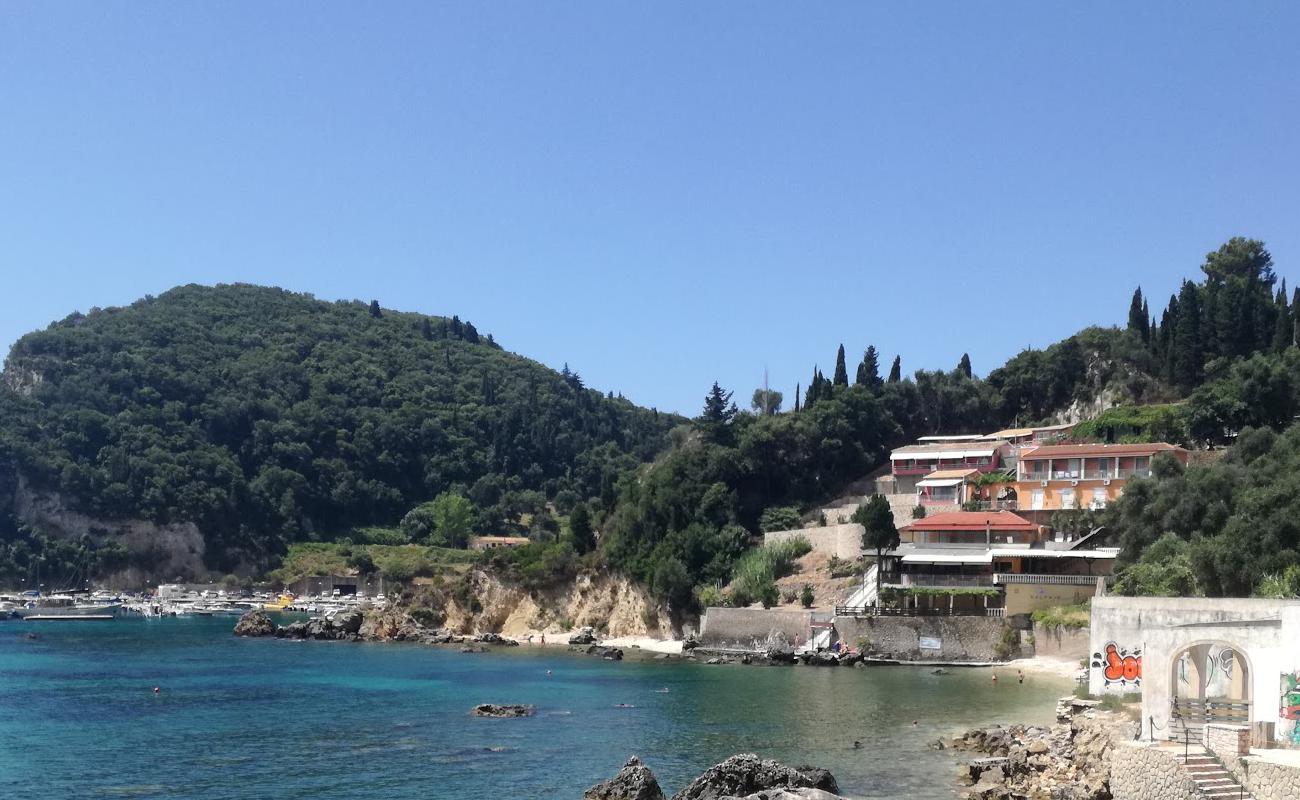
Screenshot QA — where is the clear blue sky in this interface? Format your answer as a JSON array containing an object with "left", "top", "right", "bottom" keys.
[{"left": 2, "top": 3, "right": 1298, "bottom": 415}]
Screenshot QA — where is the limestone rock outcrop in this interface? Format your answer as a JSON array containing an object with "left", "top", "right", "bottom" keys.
[
  {"left": 584, "top": 756, "right": 665, "bottom": 800},
  {"left": 232, "top": 610, "right": 276, "bottom": 637}
]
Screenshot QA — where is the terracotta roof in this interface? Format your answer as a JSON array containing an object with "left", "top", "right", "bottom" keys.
[
  {"left": 923, "top": 468, "right": 980, "bottom": 481},
  {"left": 900, "top": 511, "right": 1037, "bottom": 532},
  {"left": 1018, "top": 442, "right": 1185, "bottom": 459}
]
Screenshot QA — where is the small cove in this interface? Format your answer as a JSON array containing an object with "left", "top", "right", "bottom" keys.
[{"left": 0, "top": 617, "right": 1070, "bottom": 799}]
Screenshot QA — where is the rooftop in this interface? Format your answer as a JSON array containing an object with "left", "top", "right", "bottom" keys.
[
  {"left": 901, "top": 510, "right": 1036, "bottom": 532},
  {"left": 1018, "top": 442, "right": 1185, "bottom": 459},
  {"left": 891, "top": 440, "right": 1007, "bottom": 459},
  {"left": 982, "top": 422, "right": 1073, "bottom": 439}
]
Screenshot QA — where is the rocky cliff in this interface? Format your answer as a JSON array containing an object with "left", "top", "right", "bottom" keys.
[{"left": 423, "top": 569, "right": 672, "bottom": 639}]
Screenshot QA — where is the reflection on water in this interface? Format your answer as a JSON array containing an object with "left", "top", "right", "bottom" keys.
[{"left": 0, "top": 618, "right": 1068, "bottom": 799}]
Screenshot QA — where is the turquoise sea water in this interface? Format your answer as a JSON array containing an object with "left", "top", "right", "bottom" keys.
[{"left": 0, "top": 617, "right": 1068, "bottom": 799}]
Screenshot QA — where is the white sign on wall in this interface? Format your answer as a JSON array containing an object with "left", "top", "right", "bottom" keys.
[{"left": 919, "top": 636, "right": 942, "bottom": 651}]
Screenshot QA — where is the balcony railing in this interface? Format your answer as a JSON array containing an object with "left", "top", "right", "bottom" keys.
[
  {"left": 993, "top": 573, "right": 1110, "bottom": 586},
  {"left": 834, "top": 605, "right": 1005, "bottom": 618},
  {"left": 967, "top": 500, "right": 1019, "bottom": 511},
  {"left": 888, "top": 573, "right": 994, "bottom": 588}
]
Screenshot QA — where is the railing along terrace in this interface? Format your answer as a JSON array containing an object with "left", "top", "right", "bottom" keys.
[
  {"left": 896, "top": 573, "right": 994, "bottom": 587},
  {"left": 993, "top": 573, "right": 1110, "bottom": 586},
  {"left": 833, "top": 605, "right": 1006, "bottom": 618}
]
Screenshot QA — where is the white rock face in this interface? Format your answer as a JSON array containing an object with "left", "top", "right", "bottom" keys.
[{"left": 13, "top": 476, "right": 208, "bottom": 583}]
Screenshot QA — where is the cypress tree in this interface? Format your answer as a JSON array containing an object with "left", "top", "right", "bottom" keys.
[
  {"left": 833, "top": 344, "right": 849, "bottom": 386},
  {"left": 1292, "top": 286, "right": 1300, "bottom": 349},
  {"left": 1272, "top": 289, "right": 1292, "bottom": 352},
  {"left": 1141, "top": 299, "right": 1151, "bottom": 343},
  {"left": 369, "top": 300, "right": 382, "bottom": 318},
  {"left": 1127, "top": 287, "right": 1147, "bottom": 340},
  {"left": 794, "top": 383, "right": 801, "bottom": 412},
  {"left": 887, "top": 356, "right": 902, "bottom": 383},
  {"left": 856, "top": 346, "right": 881, "bottom": 387},
  {"left": 420, "top": 317, "right": 433, "bottom": 340},
  {"left": 1171, "top": 281, "right": 1204, "bottom": 391},
  {"left": 957, "top": 353, "right": 972, "bottom": 378}
]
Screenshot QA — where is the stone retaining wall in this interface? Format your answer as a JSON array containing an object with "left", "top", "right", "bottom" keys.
[
  {"left": 699, "top": 607, "right": 813, "bottom": 651},
  {"left": 835, "top": 615, "right": 1019, "bottom": 662},
  {"left": 1030, "top": 624, "right": 1090, "bottom": 659},
  {"left": 1109, "top": 741, "right": 1199, "bottom": 800},
  {"left": 765, "top": 524, "right": 863, "bottom": 560},
  {"left": 1241, "top": 754, "right": 1300, "bottom": 800}
]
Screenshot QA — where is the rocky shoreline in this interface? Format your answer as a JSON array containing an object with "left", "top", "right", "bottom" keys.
[
  {"left": 942, "top": 697, "right": 1138, "bottom": 800},
  {"left": 585, "top": 753, "right": 844, "bottom": 800}
]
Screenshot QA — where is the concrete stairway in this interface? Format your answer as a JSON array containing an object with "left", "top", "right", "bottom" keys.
[
  {"left": 840, "top": 564, "right": 878, "bottom": 608},
  {"left": 1177, "top": 750, "right": 1253, "bottom": 799}
]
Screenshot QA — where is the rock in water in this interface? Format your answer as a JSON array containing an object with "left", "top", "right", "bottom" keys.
[
  {"left": 584, "top": 756, "right": 665, "bottom": 800},
  {"left": 332, "top": 609, "right": 364, "bottom": 635},
  {"left": 470, "top": 703, "right": 535, "bottom": 718},
  {"left": 670, "top": 754, "right": 838, "bottom": 800},
  {"left": 232, "top": 610, "right": 277, "bottom": 637},
  {"left": 569, "top": 627, "right": 598, "bottom": 645}
]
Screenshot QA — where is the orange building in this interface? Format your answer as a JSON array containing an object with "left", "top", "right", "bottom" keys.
[{"left": 1014, "top": 442, "right": 1189, "bottom": 511}]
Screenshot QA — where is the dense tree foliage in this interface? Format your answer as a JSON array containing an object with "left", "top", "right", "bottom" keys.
[
  {"left": 1108, "top": 426, "right": 1300, "bottom": 596},
  {"left": 0, "top": 285, "right": 678, "bottom": 572}
]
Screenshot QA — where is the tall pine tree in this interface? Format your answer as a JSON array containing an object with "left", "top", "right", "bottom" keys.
[
  {"left": 887, "top": 356, "right": 902, "bottom": 383},
  {"left": 957, "top": 353, "right": 972, "bottom": 378}
]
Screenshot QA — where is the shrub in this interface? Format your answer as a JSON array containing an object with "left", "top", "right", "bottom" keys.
[
  {"left": 1031, "top": 602, "right": 1091, "bottom": 631},
  {"left": 993, "top": 625, "right": 1021, "bottom": 661},
  {"left": 781, "top": 587, "right": 798, "bottom": 604},
  {"left": 800, "top": 584, "right": 814, "bottom": 608},
  {"left": 731, "top": 537, "right": 811, "bottom": 601},
  {"left": 759, "top": 506, "right": 802, "bottom": 532},
  {"left": 758, "top": 583, "right": 780, "bottom": 609},
  {"left": 911, "top": 505, "right": 926, "bottom": 519},
  {"left": 697, "top": 584, "right": 725, "bottom": 608}
]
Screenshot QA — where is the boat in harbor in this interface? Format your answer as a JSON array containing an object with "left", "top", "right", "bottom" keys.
[{"left": 14, "top": 593, "right": 121, "bottom": 620}]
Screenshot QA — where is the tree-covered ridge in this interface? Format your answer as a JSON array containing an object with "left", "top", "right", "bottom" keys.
[
  {"left": 603, "top": 237, "right": 1300, "bottom": 607},
  {"left": 0, "top": 284, "right": 679, "bottom": 570}
]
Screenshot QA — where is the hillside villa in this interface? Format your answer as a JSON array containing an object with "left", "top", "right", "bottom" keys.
[
  {"left": 872, "top": 510, "right": 1116, "bottom": 616},
  {"left": 888, "top": 440, "right": 1010, "bottom": 493},
  {"left": 1013, "top": 441, "right": 1189, "bottom": 511}
]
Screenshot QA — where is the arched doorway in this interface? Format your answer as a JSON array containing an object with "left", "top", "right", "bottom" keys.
[{"left": 1169, "top": 642, "right": 1251, "bottom": 738}]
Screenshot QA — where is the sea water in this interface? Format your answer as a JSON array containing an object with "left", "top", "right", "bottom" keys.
[{"left": 0, "top": 617, "right": 1069, "bottom": 799}]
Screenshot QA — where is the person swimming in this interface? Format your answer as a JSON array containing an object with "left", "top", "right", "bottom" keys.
[{"left": 852, "top": 740, "right": 862, "bottom": 749}]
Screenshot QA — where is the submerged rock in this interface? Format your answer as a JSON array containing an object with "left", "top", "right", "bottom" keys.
[
  {"left": 233, "top": 610, "right": 277, "bottom": 637},
  {"left": 584, "top": 756, "right": 665, "bottom": 800},
  {"left": 470, "top": 703, "right": 535, "bottom": 718}
]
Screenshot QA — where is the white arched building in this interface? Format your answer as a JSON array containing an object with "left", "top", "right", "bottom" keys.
[{"left": 1089, "top": 596, "right": 1300, "bottom": 745}]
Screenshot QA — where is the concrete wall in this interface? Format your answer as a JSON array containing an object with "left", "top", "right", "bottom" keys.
[
  {"left": 1004, "top": 582, "right": 1098, "bottom": 615},
  {"left": 1031, "top": 624, "right": 1090, "bottom": 660},
  {"left": 1241, "top": 753, "right": 1300, "bottom": 800},
  {"left": 765, "top": 524, "right": 864, "bottom": 560},
  {"left": 1109, "top": 741, "right": 1200, "bottom": 800},
  {"left": 699, "top": 607, "right": 813, "bottom": 651},
  {"left": 835, "top": 615, "right": 1020, "bottom": 662},
  {"left": 1089, "top": 597, "right": 1300, "bottom": 742}
]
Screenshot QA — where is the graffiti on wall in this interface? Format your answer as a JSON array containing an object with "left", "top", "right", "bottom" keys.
[
  {"left": 1093, "top": 642, "right": 1142, "bottom": 688},
  {"left": 1282, "top": 673, "right": 1300, "bottom": 745}
]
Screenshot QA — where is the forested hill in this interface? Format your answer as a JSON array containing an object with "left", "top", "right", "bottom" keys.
[{"left": 0, "top": 284, "right": 678, "bottom": 572}]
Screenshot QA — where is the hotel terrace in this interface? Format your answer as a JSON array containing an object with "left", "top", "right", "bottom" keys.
[{"left": 875, "top": 510, "right": 1117, "bottom": 617}]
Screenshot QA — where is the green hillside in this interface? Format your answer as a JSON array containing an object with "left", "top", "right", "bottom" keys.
[{"left": 0, "top": 284, "right": 678, "bottom": 576}]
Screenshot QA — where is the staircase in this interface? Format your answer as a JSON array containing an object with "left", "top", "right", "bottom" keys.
[
  {"left": 1177, "top": 749, "right": 1253, "bottom": 799},
  {"left": 840, "top": 565, "right": 879, "bottom": 609}
]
